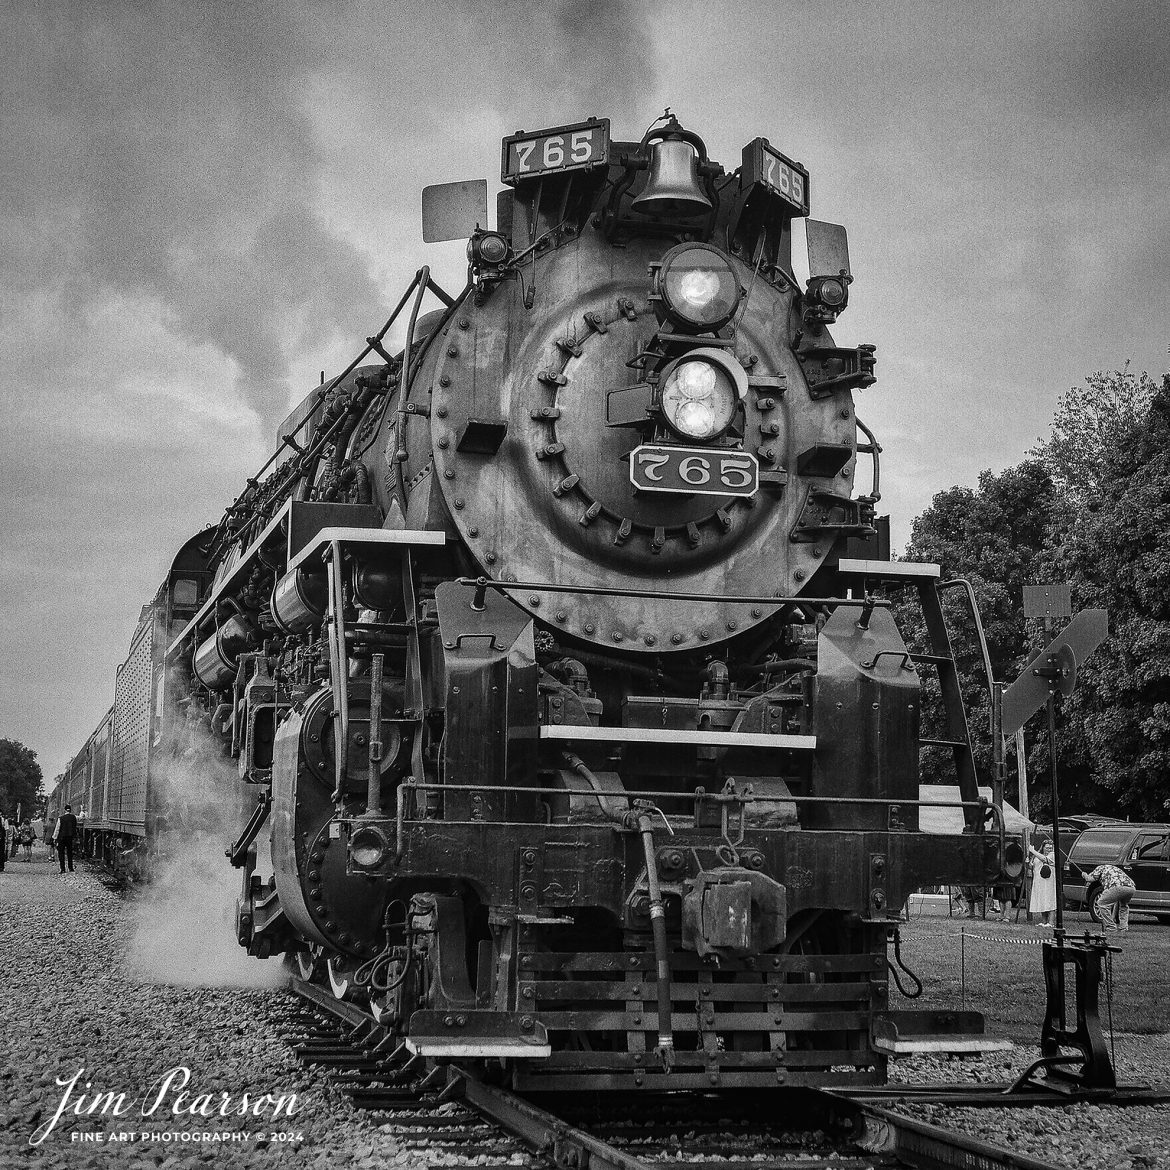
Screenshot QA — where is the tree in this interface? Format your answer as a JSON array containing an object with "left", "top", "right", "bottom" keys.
[
  {"left": 900, "top": 368, "right": 1170, "bottom": 820},
  {"left": 1035, "top": 372, "right": 1170, "bottom": 819},
  {"left": 0, "top": 739, "right": 44, "bottom": 821},
  {"left": 899, "top": 461, "right": 1055, "bottom": 792}
]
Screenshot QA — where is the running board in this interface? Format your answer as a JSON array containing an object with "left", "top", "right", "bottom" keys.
[
  {"left": 539, "top": 725, "right": 816, "bottom": 749},
  {"left": 872, "top": 1010, "right": 1012, "bottom": 1057},
  {"left": 406, "top": 1010, "right": 551, "bottom": 1059}
]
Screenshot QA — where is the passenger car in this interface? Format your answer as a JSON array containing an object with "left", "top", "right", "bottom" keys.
[{"left": 1063, "top": 824, "right": 1170, "bottom": 923}]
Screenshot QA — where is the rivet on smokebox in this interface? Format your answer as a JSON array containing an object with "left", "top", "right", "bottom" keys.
[
  {"left": 447, "top": 346, "right": 458, "bottom": 357},
  {"left": 519, "top": 1016, "right": 534, "bottom": 1031},
  {"left": 529, "top": 596, "right": 540, "bottom": 607},
  {"left": 671, "top": 633, "right": 683, "bottom": 644},
  {"left": 458, "top": 318, "right": 470, "bottom": 330},
  {"left": 555, "top": 610, "right": 567, "bottom": 622},
  {"left": 793, "top": 569, "right": 806, "bottom": 581},
  {"left": 584, "top": 622, "right": 595, "bottom": 633},
  {"left": 438, "top": 437, "right": 449, "bottom": 449},
  {"left": 439, "top": 375, "right": 451, "bottom": 387},
  {"left": 468, "top": 526, "right": 479, "bottom": 537},
  {"left": 454, "top": 498, "right": 465, "bottom": 509}
]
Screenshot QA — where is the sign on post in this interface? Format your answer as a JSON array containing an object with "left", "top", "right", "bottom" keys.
[{"left": 1000, "top": 609, "right": 1108, "bottom": 737}]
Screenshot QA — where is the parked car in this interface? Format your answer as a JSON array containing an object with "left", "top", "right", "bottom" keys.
[
  {"left": 1063, "top": 823, "right": 1170, "bottom": 923},
  {"left": 1058, "top": 814, "right": 1124, "bottom": 836}
]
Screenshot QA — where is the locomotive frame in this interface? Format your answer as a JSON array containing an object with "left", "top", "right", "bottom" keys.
[{"left": 54, "top": 111, "right": 1020, "bottom": 1094}]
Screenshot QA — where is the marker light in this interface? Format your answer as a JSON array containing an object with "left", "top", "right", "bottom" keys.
[
  {"left": 468, "top": 230, "right": 510, "bottom": 268},
  {"left": 654, "top": 242, "right": 742, "bottom": 332},
  {"left": 659, "top": 349, "right": 747, "bottom": 441}
]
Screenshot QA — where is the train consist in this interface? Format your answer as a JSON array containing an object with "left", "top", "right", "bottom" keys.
[{"left": 54, "top": 113, "right": 1020, "bottom": 1092}]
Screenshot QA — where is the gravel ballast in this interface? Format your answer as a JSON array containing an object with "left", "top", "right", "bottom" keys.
[
  {"left": 0, "top": 854, "right": 427, "bottom": 1169},
  {"left": 2, "top": 853, "right": 1167, "bottom": 1168},
  {"left": 889, "top": 1043, "right": 1170, "bottom": 1169}
]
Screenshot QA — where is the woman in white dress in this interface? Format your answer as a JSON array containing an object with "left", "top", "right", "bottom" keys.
[{"left": 1028, "top": 836, "right": 1057, "bottom": 927}]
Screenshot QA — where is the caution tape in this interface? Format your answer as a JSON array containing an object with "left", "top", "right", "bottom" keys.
[
  {"left": 961, "top": 930, "right": 1068, "bottom": 947},
  {"left": 959, "top": 926, "right": 1104, "bottom": 945}
]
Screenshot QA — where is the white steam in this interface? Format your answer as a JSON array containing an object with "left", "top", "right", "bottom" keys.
[{"left": 126, "top": 727, "right": 286, "bottom": 989}]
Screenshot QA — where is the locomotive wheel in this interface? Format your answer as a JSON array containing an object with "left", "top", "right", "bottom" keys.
[
  {"left": 327, "top": 956, "right": 359, "bottom": 1001},
  {"left": 367, "top": 956, "right": 415, "bottom": 1028},
  {"left": 368, "top": 990, "right": 392, "bottom": 1024},
  {"left": 295, "top": 946, "right": 325, "bottom": 982}
]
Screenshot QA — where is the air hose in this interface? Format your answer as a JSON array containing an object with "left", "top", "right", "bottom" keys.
[
  {"left": 635, "top": 810, "right": 674, "bottom": 1070},
  {"left": 887, "top": 927, "right": 923, "bottom": 998}
]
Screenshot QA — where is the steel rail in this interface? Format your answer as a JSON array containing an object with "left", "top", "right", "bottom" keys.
[{"left": 840, "top": 1081, "right": 1170, "bottom": 1108}]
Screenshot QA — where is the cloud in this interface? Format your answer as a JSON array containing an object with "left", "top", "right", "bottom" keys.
[
  {"left": 1, "top": 1, "right": 382, "bottom": 428},
  {"left": 5, "top": 0, "right": 1170, "bottom": 785}
]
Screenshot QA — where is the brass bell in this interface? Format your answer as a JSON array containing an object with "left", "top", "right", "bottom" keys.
[{"left": 632, "top": 138, "right": 712, "bottom": 219}]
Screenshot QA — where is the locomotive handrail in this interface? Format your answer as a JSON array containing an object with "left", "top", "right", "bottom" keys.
[
  {"left": 458, "top": 576, "right": 891, "bottom": 610},
  {"left": 395, "top": 778, "right": 994, "bottom": 811},
  {"left": 855, "top": 415, "right": 882, "bottom": 502}
]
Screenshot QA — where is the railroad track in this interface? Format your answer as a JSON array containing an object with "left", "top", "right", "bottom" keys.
[{"left": 281, "top": 977, "right": 1116, "bottom": 1170}]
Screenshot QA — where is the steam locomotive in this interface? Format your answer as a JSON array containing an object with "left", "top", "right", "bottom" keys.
[{"left": 54, "top": 113, "right": 1018, "bottom": 1092}]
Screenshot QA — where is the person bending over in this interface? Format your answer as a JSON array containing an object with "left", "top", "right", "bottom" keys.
[{"left": 1084, "top": 863, "right": 1136, "bottom": 932}]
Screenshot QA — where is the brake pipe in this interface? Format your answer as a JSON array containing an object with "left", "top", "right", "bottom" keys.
[{"left": 634, "top": 810, "right": 674, "bottom": 1070}]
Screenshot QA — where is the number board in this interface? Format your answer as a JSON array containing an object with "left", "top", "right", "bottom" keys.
[
  {"left": 501, "top": 119, "right": 610, "bottom": 186},
  {"left": 629, "top": 444, "right": 759, "bottom": 498},
  {"left": 742, "top": 138, "right": 810, "bottom": 217}
]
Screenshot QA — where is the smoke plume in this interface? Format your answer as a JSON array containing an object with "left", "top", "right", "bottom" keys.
[
  {"left": 1, "top": 2, "right": 382, "bottom": 430},
  {"left": 126, "top": 728, "right": 285, "bottom": 989}
]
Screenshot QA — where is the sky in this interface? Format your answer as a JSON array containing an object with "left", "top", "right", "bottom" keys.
[{"left": 3, "top": 0, "right": 1168, "bottom": 785}]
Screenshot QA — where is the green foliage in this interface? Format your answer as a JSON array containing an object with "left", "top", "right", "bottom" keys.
[
  {"left": 0, "top": 738, "right": 44, "bottom": 821},
  {"left": 899, "top": 461, "right": 1054, "bottom": 786},
  {"left": 903, "top": 368, "right": 1170, "bottom": 820},
  {"left": 1037, "top": 374, "right": 1170, "bottom": 818}
]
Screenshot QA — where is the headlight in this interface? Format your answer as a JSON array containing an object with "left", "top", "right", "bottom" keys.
[
  {"left": 654, "top": 242, "right": 742, "bottom": 332},
  {"left": 659, "top": 349, "right": 746, "bottom": 441},
  {"left": 350, "top": 825, "right": 390, "bottom": 869}
]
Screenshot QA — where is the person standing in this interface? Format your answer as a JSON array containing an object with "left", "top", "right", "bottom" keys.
[
  {"left": 1085, "top": 863, "right": 1137, "bottom": 932},
  {"left": 19, "top": 820, "right": 34, "bottom": 861},
  {"left": 53, "top": 805, "right": 78, "bottom": 874},
  {"left": 0, "top": 815, "right": 7, "bottom": 873},
  {"left": 1028, "top": 836, "right": 1057, "bottom": 927}
]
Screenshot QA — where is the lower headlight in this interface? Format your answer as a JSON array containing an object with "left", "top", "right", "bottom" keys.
[
  {"left": 659, "top": 349, "right": 747, "bottom": 441},
  {"left": 350, "top": 825, "right": 390, "bottom": 869}
]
